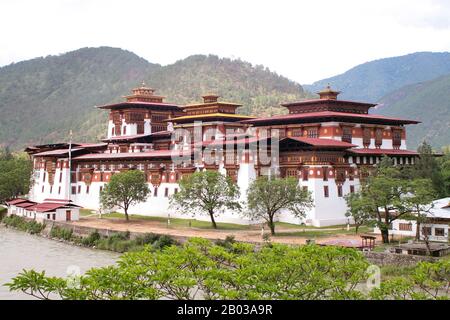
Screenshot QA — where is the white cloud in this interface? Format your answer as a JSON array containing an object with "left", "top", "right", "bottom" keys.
[{"left": 0, "top": 0, "right": 449, "bottom": 84}]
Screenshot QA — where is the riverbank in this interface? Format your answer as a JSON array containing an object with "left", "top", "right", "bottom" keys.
[
  {"left": 1, "top": 215, "right": 178, "bottom": 253},
  {"left": 0, "top": 225, "right": 119, "bottom": 299},
  {"left": 2, "top": 214, "right": 440, "bottom": 268}
]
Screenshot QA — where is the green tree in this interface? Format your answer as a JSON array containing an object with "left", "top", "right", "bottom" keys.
[
  {"left": 7, "top": 238, "right": 370, "bottom": 300},
  {"left": 408, "top": 141, "right": 446, "bottom": 197},
  {"left": 347, "top": 158, "right": 410, "bottom": 243},
  {"left": 0, "top": 149, "right": 33, "bottom": 203},
  {"left": 438, "top": 150, "right": 450, "bottom": 196},
  {"left": 169, "top": 170, "right": 241, "bottom": 229},
  {"left": 245, "top": 176, "right": 313, "bottom": 235},
  {"left": 100, "top": 170, "right": 150, "bottom": 221},
  {"left": 370, "top": 259, "right": 450, "bottom": 300},
  {"left": 344, "top": 192, "right": 373, "bottom": 234},
  {"left": 404, "top": 179, "right": 436, "bottom": 248}
]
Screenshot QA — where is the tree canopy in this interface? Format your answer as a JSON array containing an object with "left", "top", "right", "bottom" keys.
[
  {"left": 0, "top": 148, "right": 32, "bottom": 203},
  {"left": 7, "top": 238, "right": 449, "bottom": 300},
  {"left": 100, "top": 170, "right": 150, "bottom": 221},
  {"left": 169, "top": 170, "right": 241, "bottom": 229},
  {"left": 245, "top": 176, "right": 313, "bottom": 235},
  {"left": 346, "top": 156, "right": 437, "bottom": 243}
]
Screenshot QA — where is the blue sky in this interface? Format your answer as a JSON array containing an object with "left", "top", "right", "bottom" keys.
[{"left": 1, "top": 0, "right": 450, "bottom": 84}]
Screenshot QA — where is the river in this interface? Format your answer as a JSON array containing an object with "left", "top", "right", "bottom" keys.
[{"left": 0, "top": 226, "right": 120, "bottom": 299}]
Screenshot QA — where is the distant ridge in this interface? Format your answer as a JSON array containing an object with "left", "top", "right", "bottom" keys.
[
  {"left": 376, "top": 74, "right": 450, "bottom": 149},
  {"left": 304, "top": 52, "right": 450, "bottom": 103},
  {"left": 0, "top": 47, "right": 308, "bottom": 150}
]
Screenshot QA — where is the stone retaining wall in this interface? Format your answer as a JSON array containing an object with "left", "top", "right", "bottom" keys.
[
  {"left": 45, "top": 221, "right": 190, "bottom": 244},
  {"left": 363, "top": 251, "right": 437, "bottom": 266}
]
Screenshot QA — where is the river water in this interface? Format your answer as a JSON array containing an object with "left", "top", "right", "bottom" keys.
[{"left": 0, "top": 226, "right": 120, "bottom": 299}]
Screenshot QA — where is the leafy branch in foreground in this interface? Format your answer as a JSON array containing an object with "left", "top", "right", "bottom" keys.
[{"left": 7, "top": 239, "right": 449, "bottom": 300}]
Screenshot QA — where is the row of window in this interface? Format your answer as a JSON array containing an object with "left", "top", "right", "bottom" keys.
[
  {"left": 322, "top": 185, "right": 355, "bottom": 198},
  {"left": 70, "top": 185, "right": 179, "bottom": 198}
]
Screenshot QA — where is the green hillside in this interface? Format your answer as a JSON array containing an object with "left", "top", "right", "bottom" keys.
[
  {"left": 375, "top": 74, "right": 450, "bottom": 149},
  {"left": 0, "top": 47, "right": 308, "bottom": 150},
  {"left": 304, "top": 52, "right": 450, "bottom": 103}
]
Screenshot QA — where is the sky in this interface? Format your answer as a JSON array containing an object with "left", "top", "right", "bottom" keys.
[{"left": 1, "top": 0, "right": 450, "bottom": 84}]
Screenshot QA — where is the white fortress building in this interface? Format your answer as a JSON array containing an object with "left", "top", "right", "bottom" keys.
[{"left": 26, "top": 84, "right": 419, "bottom": 226}]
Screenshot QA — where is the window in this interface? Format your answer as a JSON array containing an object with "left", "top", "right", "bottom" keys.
[
  {"left": 47, "top": 214, "right": 50, "bottom": 219},
  {"left": 422, "top": 227, "right": 432, "bottom": 236},
  {"left": 322, "top": 167, "right": 328, "bottom": 181},
  {"left": 302, "top": 168, "right": 309, "bottom": 181},
  {"left": 100, "top": 186, "right": 103, "bottom": 193},
  {"left": 50, "top": 186, "right": 53, "bottom": 194},
  {"left": 164, "top": 188, "right": 169, "bottom": 197},
  {"left": 86, "top": 186, "right": 90, "bottom": 194},
  {"left": 154, "top": 187, "right": 158, "bottom": 197},
  {"left": 292, "top": 128, "right": 302, "bottom": 137},
  {"left": 323, "top": 186, "right": 329, "bottom": 198},
  {"left": 136, "top": 123, "right": 144, "bottom": 134},
  {"left": 71, "top": 186, "right": 76, "bottom": 194},
  {"left": 42, "top": 186, "right": 45, "bottom": 193},
  {"left": 392, "top": 130, "right": 402, "bottom": 148},
  {"left": 43, "top": 172, "right": 46, "bottom": 182},
  {"left": 78, "top": 185, "right": 81, "bottom": 194},
  {"left": 306, "top": 128, "right": 318, "bottom": 138},
  {"left": 285, "top": 168, "right": 297, "bottom": 177},
  {"left": 435, "top": 228, "right": 445, "bottom": 236},
  {"left": 52, "top": 214, "right": 56, "bottom": 220},
  {"left": 174, "top": 188, "right": 178, "bottom": 194},
  {"left": 58, "top": 186, "right": 61, "bottom": 195},
  {"left": 363, "top": 128, "right": 371, "bottom": 147},
  {"left": 375, "top": 128, "right": 383, "bottom": 147},
  {"left": 350, "top": 185, "right": 355, "bottom": 194},
  {"left": 399, "top": 223, "right": 412, "bottom": 231},
  {"left": 59, "top": 172, "right": 63, "bottom": 183},
  {"left": 123, "top": 126, "right": 127, "bottom": 135},
  {"left": 337, "top": 185, "right": 343, "bottom": 197},
  {"left": 342, "top": 127, "right": 352, "bottom": 143}
]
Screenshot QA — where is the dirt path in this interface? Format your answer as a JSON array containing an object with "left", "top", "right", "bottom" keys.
[{"left": 73, "top": 217, "right": 383, "bottom": 246}]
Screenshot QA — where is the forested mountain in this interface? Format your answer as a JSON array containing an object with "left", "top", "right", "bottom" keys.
[
  {"left": 375, "top": 74, "right": 450, "bottom": 149},
  {"left": 304, "top": 52, "right": 450, "bottom": 103},
  {"left": 0, "top": 47, "right": 308, "bottom": 150}
]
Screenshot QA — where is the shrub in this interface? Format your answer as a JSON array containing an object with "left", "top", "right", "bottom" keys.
[
  {"left": 81, "top": 230, "right": 101, "bottom": 246},
  {"left": 50, "top": 226, "right": 73, "bottom": 241},
  {"left": 27, "top": 220, "right": 45, "bottom": 234},
  {"left": 215, "top": 235, "right": 236, "bottom": 248},
  {"left": 153, "top": 235, "right": 177, "bottom": 250},
  {"left": 3, "top": 215, "right": 28, "bottom": 230},
  {"left": 2, "top": 215, "right": 45, "bottom": 234},
  {"left": 134, "top": 233, "right": 160, "bottom": 245}
]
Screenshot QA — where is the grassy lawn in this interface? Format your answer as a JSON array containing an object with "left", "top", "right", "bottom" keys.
[
  {"left": 80, "top": 208, "right": 96, "bottom": 216},
  {"left": 98, "top": 212, "right": 250, "bottom": 230},
  {"left": 275, "top": 222, "right": 358, "bottom": 230},
  {"left": 273, "top": 226, "right": 373, "bottom": 238}
]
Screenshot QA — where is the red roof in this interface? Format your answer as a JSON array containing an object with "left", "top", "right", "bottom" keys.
[
  {"left": 348, "top": 148, "right": 418, "bottom": 156},
  {"left": 15, "top": 201, "right": 37, "bottom": 209},
  {"left": 73, "top": 149, "right": 192, "bottom": 160},
  {"left": 196, "top": 136, "right": 263, "bottom": 147},
  {"left": 102, "top": 131, "right": 171, "bottom": 142},
  {"left": 282, "top": 137, "right": 356, "bottom": 148},
  {"left": 33, "top": 148, "right": 83, "bottom": 157},
  {"left": 5, "top": 198, "right": 30, "bottom": 205},
  {"left": 281, "top": 98, "right": 376, "bottom": 108},
  {"left": 28, "top": 203, "right": 70, "bottom": 213},
  {"left": 97, "top": 101, "right": 181, "bottom": 110},
  {"left": 241, "top": 111, "right": 420, "bottom": 125}
]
